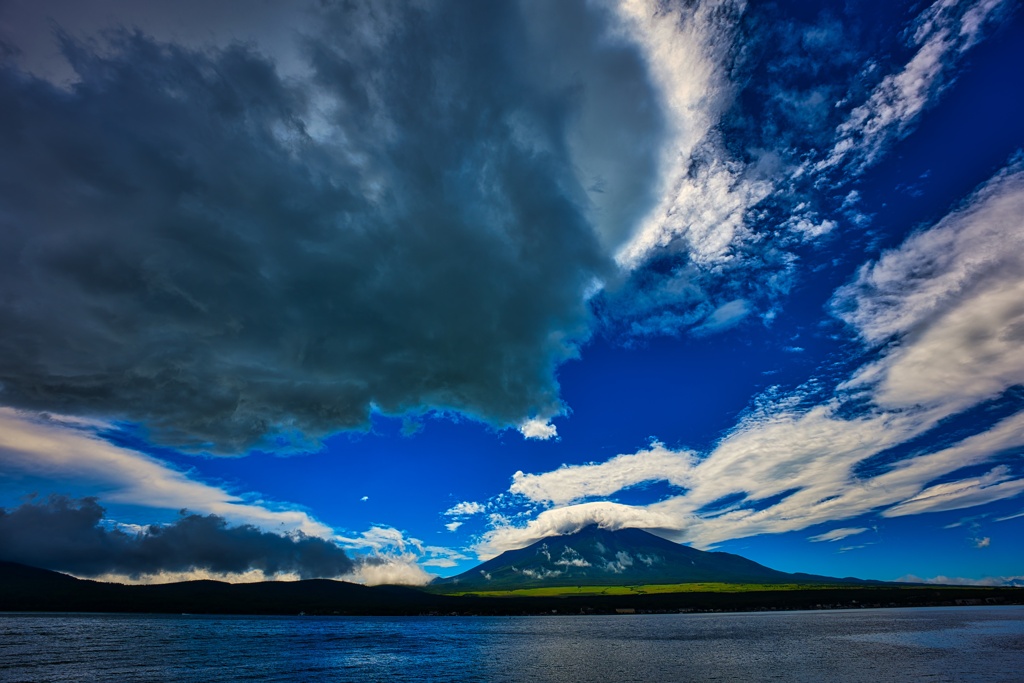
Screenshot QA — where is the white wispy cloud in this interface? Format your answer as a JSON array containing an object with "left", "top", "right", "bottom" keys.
[
  {"left": 693, "top": 299, "right": 752, "bottom": 335},
  {"left": 336, "top": 525, "right": 419, "bottom": 553},
  {"left": 808, "top": 527, "right": 869, "bottom": 543},
  {"left": 608, "top": 0, "right": 1011, "bottom": 349},
  {"left": 883, "top": 466, "right": 1024, "bottom": 518},
  {"left": 607, "top": 0, "right": 1007, "bottom": 341},
  {"left": 838, "top": 544, "right": 874, "bottom": 553},
  {"left": 601, "top": 0, "right": 801, "bottom": 337},
  {"left": 419, "top": 546, "right": 470, "bottom": 569},
  {"left": 510, "top": 443, "right": 694, "bottom": 506},
  {"left": 613, "top": 0, "right": 752, "bottom": 269},
  {"left": 0, "top": 408, "right": 332, "bottom": 536},
  {"left": 817, "top": 0, "right": 1009, "bottom": 173},
  {"left": 833, "top": 162, "right": 1024, "bottom": 418},
  {"left": 477, "top": 159, "right": 1024, "bottom": 557},
  {"left": 995, "top": 509, "right": 1024, "bottom": 522}
]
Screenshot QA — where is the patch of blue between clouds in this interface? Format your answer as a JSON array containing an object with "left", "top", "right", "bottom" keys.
[{"left": 853, "top": 387, "right": 1024, "bottom": 479}]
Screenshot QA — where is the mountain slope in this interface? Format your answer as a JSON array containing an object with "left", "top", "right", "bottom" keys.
[{"left": 434, "top": 526, "right": 865, "bottom": 590}]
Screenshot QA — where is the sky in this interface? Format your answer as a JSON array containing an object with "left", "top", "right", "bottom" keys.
[{"left": 0, "top": 0, "right": 1022, "bottom": 587}]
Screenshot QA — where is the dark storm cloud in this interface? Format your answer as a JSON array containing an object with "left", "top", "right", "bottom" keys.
[
  {"left": 0, "top": 495, "right": 353, "bottom": 578},
  {"left": 0, "top": 1, "right": 665, "bottom": 451}
]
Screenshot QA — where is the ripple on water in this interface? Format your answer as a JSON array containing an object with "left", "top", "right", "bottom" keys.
[{"left": 0, "top": 607, "right": 1021, "bottom": 682}]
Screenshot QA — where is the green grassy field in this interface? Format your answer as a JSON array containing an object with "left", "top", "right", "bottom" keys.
[{"left": 435, "top": 583, "right": 875, "bottom": 597}]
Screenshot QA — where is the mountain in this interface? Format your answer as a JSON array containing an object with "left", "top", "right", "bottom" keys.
[{"left": 433, "top": 526, "right": 865, "bottom": 591}]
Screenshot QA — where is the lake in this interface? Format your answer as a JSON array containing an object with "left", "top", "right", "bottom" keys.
[{"left": 2, "top": 606, "right": 1022, "bottom": 682}]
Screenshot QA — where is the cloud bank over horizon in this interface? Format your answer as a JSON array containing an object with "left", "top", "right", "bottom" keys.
[
  {"left": 0, "top": 494, "right": 448, "bottom": 586},
  {"left": 0, "top": 495, "right": 354, "bottom": 580}
]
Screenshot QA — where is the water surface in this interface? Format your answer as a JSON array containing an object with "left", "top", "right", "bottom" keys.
[{"left": 2, "top": 606, "right": 1022, "bottom": 682}]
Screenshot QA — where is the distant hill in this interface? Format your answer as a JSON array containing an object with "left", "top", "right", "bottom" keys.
[
  {"left": 0, "top": 560, "right": 441, "bottom": 615},
  {"left": 433, "top": 526, "right": 869, "bottom": 591},
  {"left": 2, "top": 559, "right": 1020, "bottom": 616}
]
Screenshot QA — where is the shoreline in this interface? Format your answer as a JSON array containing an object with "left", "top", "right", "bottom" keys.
[{"left": 3, "top": 587, "right": 1021, "bottom": 618}]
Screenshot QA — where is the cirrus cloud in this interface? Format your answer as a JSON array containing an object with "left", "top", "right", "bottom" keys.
[
  {"left": 476, "top": 158, "right": 1024, "bottom": 557},
  {"left": 0, "top": 408, "right": 332, "bottom": 536}
]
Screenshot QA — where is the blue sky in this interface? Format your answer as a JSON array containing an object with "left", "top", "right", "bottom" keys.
[{"left": 0, "top": 0, "right": 1022, "bottom": 586}]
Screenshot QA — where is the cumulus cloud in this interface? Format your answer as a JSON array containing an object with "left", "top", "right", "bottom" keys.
[
  {"left": 477, "top": 159, "right": 1024, "bottom": 556},
  {"left": 0, "top": 495, "right": 352, "bottom": 579},
  {"left": 444, "top": 501, "right": 486, "bottom": 517},
  {"left": 344, "top": 554, "right": 436, "bottom": 587},
  {"left": 554, "top": 547, "right": 591, "bottom": 568},
  {"left": 603, "top": 550, "right": 635, "bottom": 574},
  {"left": 519, "top": 418, "right": 558, "bottom": 441},
  {"left": 0, "top": 0, "right": 691, "bottom": 451},
  {"left": 514, "top": 566, "right": 562, "bottom": 580}
]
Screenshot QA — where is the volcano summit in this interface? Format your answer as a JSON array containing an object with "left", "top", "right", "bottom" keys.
[{"left": 433, "top": 526, "right": 869, "bottom": 591}]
